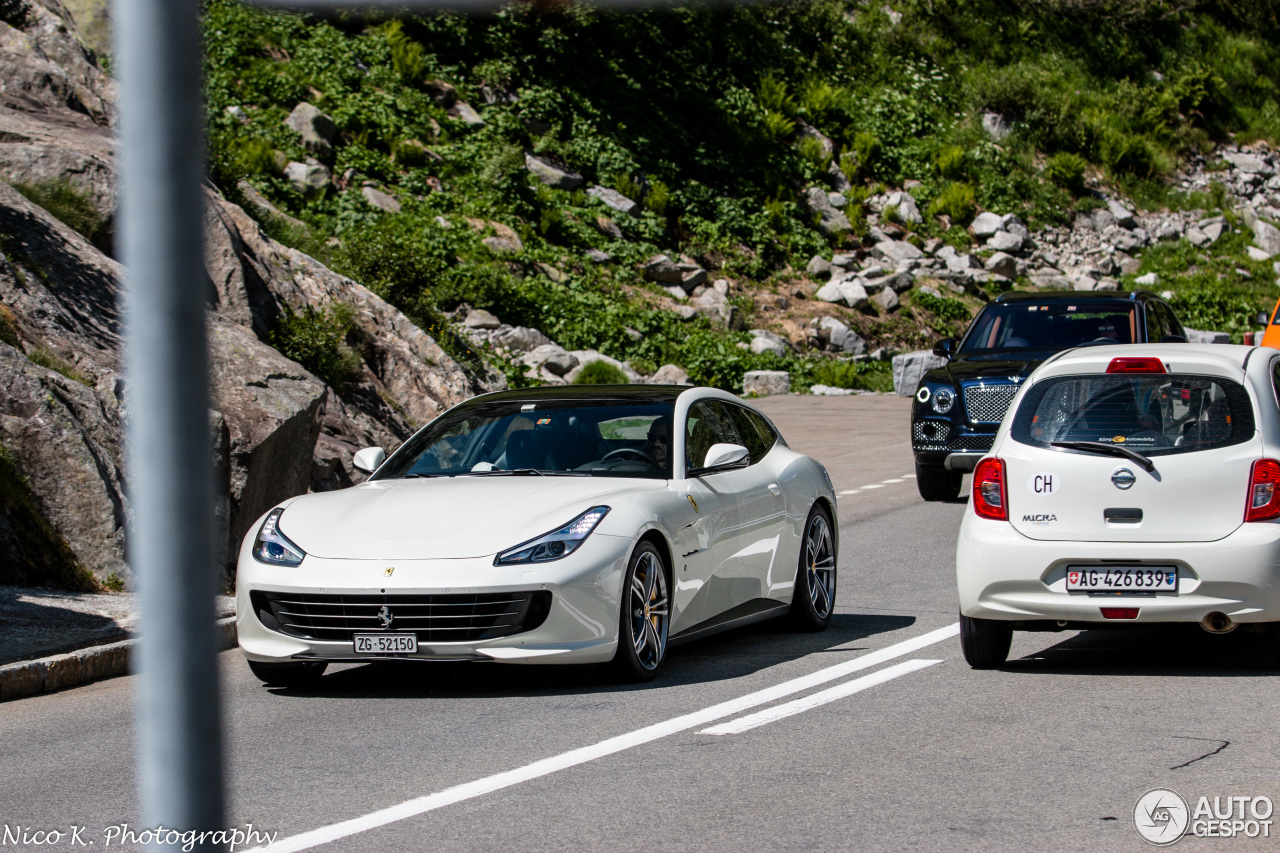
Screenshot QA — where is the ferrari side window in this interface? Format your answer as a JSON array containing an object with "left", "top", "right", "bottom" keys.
[{"left": 686, "top": 401, "right": 739, "bottom": 470}]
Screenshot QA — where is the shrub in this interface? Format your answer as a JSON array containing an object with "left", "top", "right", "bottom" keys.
[
  {"left": 934, "top": 146, "right": 966, "bottom": 181},
  {"left": 927, "top": 182, "right": 977, "bottom": 225},
  {"left": 272, "top": 303, "right": 363, "bottom": 388},
  {"left": 572, "top": 360, "right": 629, "bottom": 385},
  {"left": 1044, "top": 152, "right": 1088, "bottom": 194},
  {"left": 798, "top": 136, "right": 832, "bottom": 170}
]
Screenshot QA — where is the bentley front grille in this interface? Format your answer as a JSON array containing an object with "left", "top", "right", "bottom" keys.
[
  {"left": 250, "top": 590, "right": 553, "bottom": 643},
  {"left": 962, "top": 384, "right": 1020, "bottom": 425}
]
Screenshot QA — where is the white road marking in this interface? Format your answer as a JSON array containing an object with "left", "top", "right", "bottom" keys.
[
  {"left": 880, "top": 478, "right": 905, "bottom": 484},
  {"left": 252, "top": 623, "right": 960, "bottom": 853},
  {"left": 838, "top": 489, "right": 861, "bottom": 495},
  {"left": 903, "top": 474, "right": 916, "bottom": 478},
  {"left": 859, "top": 483, "right": 885, "bottom": 489},
  {"left": 699, "top": 659, "right": 942, "bottom": 736}
]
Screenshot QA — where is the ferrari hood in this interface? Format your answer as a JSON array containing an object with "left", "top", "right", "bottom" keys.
[{"left": 275, "top": 476, "right": 665, "bottom": 560}]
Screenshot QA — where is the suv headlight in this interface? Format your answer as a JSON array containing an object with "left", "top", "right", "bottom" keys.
[
  {"left": 252, "top": 508, "right": 305, "bottom": 567},
  {"left": 495, "top": 506, "right": 610, "bottom": 565},
  {"left": 931, "top": 387, "right": 955, "bottom": 414}
]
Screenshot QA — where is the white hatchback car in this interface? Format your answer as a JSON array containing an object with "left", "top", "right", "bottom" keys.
[{"left": 957, "top": 343, "right": 1280, "bottom": 668}]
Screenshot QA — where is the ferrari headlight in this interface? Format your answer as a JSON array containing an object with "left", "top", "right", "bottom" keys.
[
  {"left": 495, "top": 506, "right": 610, "bottom": 565},
  {"left": 252, "top": 508, "right": 305, "bottom": 567}
]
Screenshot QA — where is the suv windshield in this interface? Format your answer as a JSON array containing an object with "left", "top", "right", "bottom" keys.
[
  {"left": 1011, "top": 374, "right": 1255, "bottom": 457},
  {"left": 959, "top": 301, "right": 1139, "bottom": 355},
  {"left": 375, "top": 399, "right": 675, "bottom": 479}
]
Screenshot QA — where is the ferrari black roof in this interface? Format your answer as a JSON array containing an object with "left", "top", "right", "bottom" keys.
[{"left": 994, "top": 290, "right": 1162, "bottom": 303}]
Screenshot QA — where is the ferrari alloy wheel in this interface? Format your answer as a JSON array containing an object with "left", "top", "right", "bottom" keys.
[
  {"left": 790, "top": 505, "right": 836, "bottom": 631},
  {"left": 959, "top": 613, "right": 1012, "bottom": 669},
  {"left": 611, "top": 541, "right": 669, "bottom": 682},
  {"left": 247, "top": 659, "right": 327, "bottom": 688}
]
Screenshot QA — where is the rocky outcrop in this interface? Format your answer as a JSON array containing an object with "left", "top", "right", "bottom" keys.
[{"left": 0, "top": 2, "right": 499, "bottom": 582}]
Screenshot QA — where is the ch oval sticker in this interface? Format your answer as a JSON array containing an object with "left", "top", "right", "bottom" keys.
[{"left": 1027, "top": 473, "right": 1060, "bottom": 496}]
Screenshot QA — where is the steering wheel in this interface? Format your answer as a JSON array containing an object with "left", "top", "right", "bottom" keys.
[{"left": 601, "top": 447, "right": 657, "bottom": 467}]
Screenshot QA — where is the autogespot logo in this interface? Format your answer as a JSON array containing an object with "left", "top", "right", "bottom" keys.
[{"left": 1135, "top": 789, "right": 1190, "bottom": 845}]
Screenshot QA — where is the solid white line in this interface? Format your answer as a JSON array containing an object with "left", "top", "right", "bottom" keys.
[
  {"left": 251, "top": 623, "right": 960, "bottom": 853},
  {"left": 699, "top": 659, "right": 941, "bottom": 736}
]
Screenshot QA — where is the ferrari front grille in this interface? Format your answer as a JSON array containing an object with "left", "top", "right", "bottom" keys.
[{"left": 249, "top": 590, "right": 553, "bottom": 643}]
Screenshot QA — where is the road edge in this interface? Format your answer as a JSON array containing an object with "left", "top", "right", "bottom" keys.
[{"left": 0, "top": 617, "right": 238, "bottom": 702}]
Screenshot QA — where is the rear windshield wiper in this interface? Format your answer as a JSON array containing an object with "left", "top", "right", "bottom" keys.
[{"left": 1050, "top": 440, "right": 1155, "bottom": 473}]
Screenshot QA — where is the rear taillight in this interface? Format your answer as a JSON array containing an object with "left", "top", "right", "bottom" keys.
[
  {"left": 1245, "top": 459, "right": 1280, "bottom": 522},
  {"left": 1107, "top": 357, "right": 1166, "bottom": 374},
  {"left": 972, "top": 457, "right": 1007, "bottom": 521}
]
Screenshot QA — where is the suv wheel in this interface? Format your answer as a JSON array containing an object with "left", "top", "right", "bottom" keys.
[
  {"left": 960, "top": 614, "right": 1012, "bottom": 669},
  {"left": 916, "top": 461, "right": 962, "bottom": 501}
]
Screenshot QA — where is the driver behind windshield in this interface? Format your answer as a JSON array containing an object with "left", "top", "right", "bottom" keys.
[{"left": 640, "top": 416, "right": 671, "bottom": 472}]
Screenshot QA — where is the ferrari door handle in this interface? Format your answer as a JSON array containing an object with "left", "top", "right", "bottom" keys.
[{"left": 767, "top": 483, "right": 781, "bottom": 495}]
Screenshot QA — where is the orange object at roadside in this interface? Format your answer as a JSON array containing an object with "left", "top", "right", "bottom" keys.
[{"left": 1264, "top": 297, "right": 1280, "bottom": 348}]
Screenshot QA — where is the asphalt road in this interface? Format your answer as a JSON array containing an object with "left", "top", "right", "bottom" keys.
[{"left": 2, "top": 394, "right": 1277, "bottom": 852}]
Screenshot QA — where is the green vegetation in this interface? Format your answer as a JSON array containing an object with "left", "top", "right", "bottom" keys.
[
  {"left": 201, "top": 0, "right": 1280, "bottom": 390},
  {"left": 26, "top": 347, "right": 90, "bottom": 386},
  {"left": 1128, "top": 229, "right": 1279, "bottom": 341},
  {"left": 572, "top": 360, "right": 629, "bottom": 385},
  {"left": 0, "top": 441, "right": 98, "bottom": 591},
  {"left": 12, "top": 181, "right": 112, "bottom": 255},
  {"left": 271, "top": 303, "right": 363, "bottom": 388}
]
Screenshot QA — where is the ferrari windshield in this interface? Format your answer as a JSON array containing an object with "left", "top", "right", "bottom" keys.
[
  {"left": 960, "top": 301, "right": 1139, "bottom": 355},
  {"left": 375, "top": 399, "right": 675, "bottom": 479}
]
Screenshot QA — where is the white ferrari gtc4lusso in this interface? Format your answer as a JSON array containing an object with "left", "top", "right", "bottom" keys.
[
  {"left": 237, "top": 385, "right": 838, "bottom": 685},
  {"left": 957, "top": 344, "right": 1280, "bottom": 668}
]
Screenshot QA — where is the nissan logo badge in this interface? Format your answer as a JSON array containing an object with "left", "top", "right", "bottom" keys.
[{"left": 1112, "top": 467, "right": 1136, "bottom": 490}]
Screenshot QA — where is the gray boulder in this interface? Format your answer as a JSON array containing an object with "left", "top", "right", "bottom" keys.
[
  {"left": 816, "top": 280, "right": 869, "bottom": 309},
  {"left": 985, "top": 251, "right": 1018, "bottom": 279},
  {"left": 886, "top": 191, "right": 923, "bottom": 225},
  {"left": 589, "top": 186, "right": 639, "bottom": 216},
  {"left": 285, "top": 103, "right": 337, "bottom": 158},
  {"left": 819, "top": 317, "right": 866, "bottom": 354},
  {"left": 1252, "top": 219, "right": 1280, "bottom": 256},
  {"left": 1106, "top": 199, "right": 1137, "bottom": 228},
  {"left": 643, "top": 255, "right": 684, "bottom": 285},
  {"left": 648, "top": 364, "right": 691, "bottom": 386},
  {"left": 873, "top": 288, "right": 899, "bottom": 312},
  {"left": 491, "top": 326, "right": 554, "bottom": 353},
  {"left": 361, "top": 186, "right": 401, "bottom": 213},
  {"left": 986, "top": 231, "right": 1023, "bottom": 253},
  {"left": 872, "top": 240, "right": 924, "bottom": 263},
  {"left": 284, "top": 160, "right": 330, "bottom": 198},
  {"left": 803, "top": 187, "right": 851, "bottom": 237},
  {"left": 522, "top": 344, "right": 578, "bottom": 378},
  {"left": 448, "top": 101, "right": 485, "bottom": 127},
  {"left": 743, "top": 370, "right": 790, "bottom": 397},
  {"left": 748, "top": 329, "right": 790, "bottom": 357},
  {"left": 1224, "top": 151, "right": 1273, "bottom": 175},
  {"left": 981, "top": 112, "right": 1011, "bottom": 141},
  {"left": 463, "top": 308, "right": 502, "bottom": 330},
  {"left": 563, "top": 351, "right": 644, "bottom": 384},
  {"left": 971, "top": 211, "right": 1004, "bottom": 237},
  {"left": 892, "top": 351, "right": 947, "bottom": 396},
  {"left": 806, "top": 255, "right": 833, "bottom": 279},
  {"left": 524, "top": 153, "right": 584, "bottom": 191}
]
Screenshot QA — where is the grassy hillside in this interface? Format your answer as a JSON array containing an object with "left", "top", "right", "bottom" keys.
[{"left": 201, "top": 0, "right": 1280, "bottom": 389}]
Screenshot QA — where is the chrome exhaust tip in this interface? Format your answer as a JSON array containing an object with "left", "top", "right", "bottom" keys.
[{"left": 1200, "top": 612, "right": 1236, "bottom": 634}]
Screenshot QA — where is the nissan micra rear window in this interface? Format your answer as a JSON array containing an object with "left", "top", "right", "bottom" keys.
[{"left": 1011, "top": 374, "right": 1255, "bottom": 457}]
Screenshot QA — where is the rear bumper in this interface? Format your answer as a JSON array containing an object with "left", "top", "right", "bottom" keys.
[{"left": 957, "top": 517, "right": 1280, "bottom": 623}]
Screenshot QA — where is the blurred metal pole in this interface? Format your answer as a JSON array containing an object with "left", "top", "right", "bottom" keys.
[{"left": 114, "top": 0, "right": 225, "bottom": 848}]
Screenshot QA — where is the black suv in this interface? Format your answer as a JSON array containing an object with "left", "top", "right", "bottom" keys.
[{"left": 912, "top": 290, "right": 1185, "bottom": 500}]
